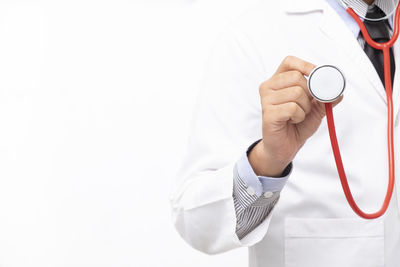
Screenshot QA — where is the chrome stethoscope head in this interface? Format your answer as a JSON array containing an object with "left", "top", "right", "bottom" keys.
[
  {"left": 338, "top": 0, "right": 399, "bottom": 21},
  {"left": 308, "top": 65, "right": 345, "bottom": 103}
]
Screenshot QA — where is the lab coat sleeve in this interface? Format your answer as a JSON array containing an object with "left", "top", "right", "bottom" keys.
[{"left": 170, "top": 26, "right": 284, "bottom": 254}]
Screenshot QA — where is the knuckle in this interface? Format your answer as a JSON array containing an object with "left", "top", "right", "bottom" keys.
[
  {"left": 283, "top": 55, "right": 294, "bottom": 65},
  {"left": 288, "top": 102, "right": 298, "bottom": 114},
  {"left": 301, "top": 110, "right": 306, "bottom": 120},
  {"left": 292, "top": 86, "right": 303, "bottom": 99},
  {"left": 305, "top": 62, "right": 316, "bottom": 73},
  {"left": 259, "top": 81, "right": 269, "bottom": 95},
  {"left": 298, "top": 112, "right": 306, "bottom": 122},
  {"left": 264, "top": 88, "right": 273, "bottom": 98},
  {"left": 300, "top": 61, "right": 308, "bottom": 71},
  {"left": 259, "top": 82, "right": 265, "bottom": 91},
  {"left": 291, "top": 71, "right": 303, "bottom": 83}
]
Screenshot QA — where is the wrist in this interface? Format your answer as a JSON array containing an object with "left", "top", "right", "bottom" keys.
[{"left": 248, "top": 140, "right": 289, "bottom": 177}]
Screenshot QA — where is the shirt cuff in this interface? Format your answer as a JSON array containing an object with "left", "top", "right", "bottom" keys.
[{"left": 236, "top": 151, "right": 292, "bottom": 197}]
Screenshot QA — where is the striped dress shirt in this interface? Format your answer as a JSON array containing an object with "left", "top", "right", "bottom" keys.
[{"left": 233, "top": 140, "right": 291, "bottom": 239}]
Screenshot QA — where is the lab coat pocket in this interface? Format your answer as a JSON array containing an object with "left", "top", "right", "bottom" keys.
[{"left": 284, "top": 218, "right": 384, "bottom": 267}]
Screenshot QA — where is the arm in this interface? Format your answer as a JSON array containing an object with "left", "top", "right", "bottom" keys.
[
  {"left": 171, "top": 28, "right": 271, "bottom": 254},
  {"left": 170, "top": 26, "right": 342, "bottom": 254}
]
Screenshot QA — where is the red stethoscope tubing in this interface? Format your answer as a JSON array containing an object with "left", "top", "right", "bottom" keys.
[{"left": 325, "top": 4, "right": 400, "bottom": 219}]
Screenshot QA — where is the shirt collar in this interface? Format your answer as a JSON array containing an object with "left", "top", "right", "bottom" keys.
[
  {"left": 325, "top": 0, "right": 394, "bottom": 39},
  {"left": 344, "top": 0, "right": 395, "bottom": 17}
]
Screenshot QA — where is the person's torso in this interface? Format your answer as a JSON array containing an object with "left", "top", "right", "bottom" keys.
[{"left": 234, "top": 0, "right": 400, "bottom": 266}]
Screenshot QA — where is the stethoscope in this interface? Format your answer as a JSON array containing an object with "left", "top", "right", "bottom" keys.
[{"left": 307, "top": 1, "right": 400, "bottom": 219}]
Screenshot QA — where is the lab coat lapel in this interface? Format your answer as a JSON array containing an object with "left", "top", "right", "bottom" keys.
[
  {"left": 317, "top": 2, "right": 388, "bottom": 104},
  {"left": 393, "top": 40, "right": 400, "bottom": 215},
  {"left": 391, "top": 40, "right": 400, "bottom": 120},
  {"left": 284, "top": 0, "right": 387, "bottom": 104}
]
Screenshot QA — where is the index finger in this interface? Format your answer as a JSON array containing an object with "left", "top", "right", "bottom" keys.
[{"left": 275, "top": 56, "right": 316, "bottom": 77}]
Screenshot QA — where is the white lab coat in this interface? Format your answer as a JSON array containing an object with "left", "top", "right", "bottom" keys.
[{"left": 170, "top": 0, "right": 400, "bottom": 266}]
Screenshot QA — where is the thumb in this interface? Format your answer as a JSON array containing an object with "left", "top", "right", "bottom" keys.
[{"left": 296, "top": 95, "right": 344, "bottom": 143}]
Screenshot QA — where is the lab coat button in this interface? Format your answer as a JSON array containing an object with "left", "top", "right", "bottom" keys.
[
  {"left": 246, "top": 187, "right": 256, "bottom": 196},
  {"left": 264, "top": 191, "right": 274, "bottom": 198}
]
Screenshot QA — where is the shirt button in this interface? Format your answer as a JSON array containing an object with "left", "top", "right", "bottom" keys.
[
  {"left": 246, "top": 187, "right": 256, "bottom": 196},
  {"left": 264, "top": 191, "right": 274, "bottom": 198}
]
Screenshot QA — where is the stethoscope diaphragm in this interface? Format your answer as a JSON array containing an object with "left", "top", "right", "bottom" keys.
[{"left": 308, "top": 65, "right": 345, "bottom": 103}]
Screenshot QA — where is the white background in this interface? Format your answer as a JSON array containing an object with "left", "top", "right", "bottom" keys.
[{"left": 0, "top": 0, "right": 259, "bottom": 266}]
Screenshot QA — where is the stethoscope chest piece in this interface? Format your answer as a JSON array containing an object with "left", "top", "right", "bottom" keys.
[{"left": 308, "top": 65, "right": 345, "bottom": 103}]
